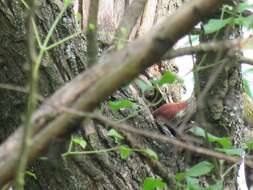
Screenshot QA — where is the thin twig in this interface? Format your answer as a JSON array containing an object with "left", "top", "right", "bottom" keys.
[
  {"left": 39, "top": 103, "right": 253, "bottom": 168},
  {"left": 86, "top": 0, "right": 99, "bottom": 66},
  {"left": 163, "top": 39, "right": 253, "bottom": 66}
]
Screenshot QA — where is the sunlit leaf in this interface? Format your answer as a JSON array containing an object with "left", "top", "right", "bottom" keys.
[
  {"left": 63, "top": 0, "right": 73, "bottom": 7},
  {"left": 72, "top": 136, "right": 87, "bottom": 149},
  {"left": 25, "top": 171, "right": 37, "bottom": 180},
  {"left": 204, "top": 18, "right": 232, "bottom": 34},
  {"left": 107, "top": 129, "right": 124, "bottom": 142},
  {"left": 175, "top": 172, "right": 186, "bottom": 182},
  {"left": 203, "top": 181, "right": 223, "bottom": 190},
  {"left": 237, "top": 3, "right": 253, "bottom": 12},
  {"left": 88, "top": 23, "right": 95, "bottom": 31},
  {"left": 186, "top": 177, "right": 200, "bottom": 190},
  {"left": 234, "top": 15, "right": 253, "bottom": 28},
  {"left": 144, "top": 148, "right": 158, "bottom": 160},
  {"left": 243, "top": 78, "right": 253, "bottom": 99},
  {"left": 120, "top": 27, "right": 128, "bottom": 35},
  {"left": 155, "top": 71, "right": 183, "bottom": 86},
  {"left": 246, "top": 140, "right": 253, "bottom": 150},
  {"left": 189, "top": 127, "right": 232, "bottom": 148},
  {"left": 141, "top": 177, "right": 166, "bottom": 190},
  {"left": 135, "top": 79, "right": 154, "bottom": 93},
  {"left": 119, "top": 146, "right": 133, "bottom": 159},
  {"left": 215, "top": 148, "right": 245, "bottom": 156},
  {"left": 108, "top": 99, "right": 136, "bottom": 110},
  {"left": 186, "top": 161, "right": 214, "bottom": 177},
  {"left": 75, "top": 12, "right": 82, "bottom": 22}
]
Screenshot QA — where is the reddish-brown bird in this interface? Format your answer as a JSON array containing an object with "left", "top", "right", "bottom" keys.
[{"left": 153, "top": 101, "right": 188, "bottom": 121}]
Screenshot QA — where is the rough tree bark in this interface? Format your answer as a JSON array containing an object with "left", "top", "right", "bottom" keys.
[
  {"left": 0, "top": 0, "right": 186, "bottom": 189},
  {"left": 194, "top": 3, "right": 245, "bottom": 188},
  {"left": 0, "top": 1, "right": 87, "bottom": 189},
  {"left": 1, "top": 0, "right": 243, "bottom": 189}
]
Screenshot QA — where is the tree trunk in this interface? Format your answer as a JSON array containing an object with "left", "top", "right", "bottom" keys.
[
  {"left": 0, "top": 0, "right": 185, "bottom": 189},
  {"left": 194, "top": 8, "right": 245, "bottom": 188}
]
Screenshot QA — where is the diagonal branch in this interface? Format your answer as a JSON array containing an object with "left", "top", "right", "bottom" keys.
[
  {"left": 163, "top": 39, "right": 253, "bottom": 66},
  {"left": 0, "top": 0, "right": 223, "bottom": 185}
]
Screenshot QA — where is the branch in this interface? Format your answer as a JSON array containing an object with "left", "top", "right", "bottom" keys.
[
  {"left": 238, "top": 54, "right": 253, "bottom": 66},
  {"left": 93, "top": 114, "right": 253, "bottom": 167},
  {"left": 164, "top": 40, "right": 240, "bottom": 59},
  {"left": 0, "top": 0, "right": 223, "bottom": 185},
  {"left": 164, "top": 39, "right": 253, "bottom": 66}
]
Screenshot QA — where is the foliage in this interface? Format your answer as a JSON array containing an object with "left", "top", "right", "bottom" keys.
[
  {"left": 25, "top": 171, "right": 37, "bottom": 180},
  {"left": 155, "top": 71, "right": 184, "bottom": 86},
  {"left": 72, "top": 136, "right": 87, "bottom": 149},
  {"left": 215, "top": 148, "right": 245, "bottom": 156},
  {"left": 119, "top": 145, "right": 133, "bottom": 159},
  {"left": 108, "top": 99, "right": 137, "bottom": 111},
  {"left": 141, "top": 177, "right": 166, "bottom": 190},
  {"left": 7, "top": 0, "right": 253, "bottom": 189},
  {"left": 143, "top": 148, "right": 159, "bottom": 160},
  {"left": 204, "top": 3, "right": 253, "bottom": 34},
  {"left": 189, "top": 127, "right": 232, "bottom": 148},
  {"left": 174, "top": 161, "right": 223, "bottom": 190}
]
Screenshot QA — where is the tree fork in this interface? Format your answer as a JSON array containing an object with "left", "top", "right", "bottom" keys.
[{"left": 0, "top": 0, "right": 223, "bottom": 186}]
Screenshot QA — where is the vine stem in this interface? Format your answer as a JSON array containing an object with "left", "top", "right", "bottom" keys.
[{"left": 14, "top": 3, "right": 69, "bottom": 189}]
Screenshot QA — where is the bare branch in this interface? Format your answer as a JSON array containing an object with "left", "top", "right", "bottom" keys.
[
  {"left": 93, "top": 114, "right": 253, "bottom": 167},
  {"left": 0, "top": 0, "right": 223, "bottom": 185},
  {"left": 164, "top": 39, "right": 253, "bottom": 66}
]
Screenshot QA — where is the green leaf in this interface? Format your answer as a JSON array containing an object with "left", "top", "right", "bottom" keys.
[
  {"left": 107, "top": 129, "right": 124, "bottom": 142},
  {"left": 204, "top": 18, "right": 232, "bottom": 34},
  {"left": 215, "top": 148, "right": 245, "bottom": 156},
  {"left": 246, "top": 140, "right": 253, "bottom": 150},
  {"left": 135, "top": 79, "right": 154, "bottom": 93},
  {"left": 120, "top": 27, "right": 128, "bottom": 35},
  {"left": 143, "top": 148, "right": 158, "bottom": 160},
  {"left": 25, "top": 171, "right": 37, "bottom": 180},
  {"left": 155, "top": 71, "right": 183, "bottom": 86},
  {"left": 88, "top": 23, "right": 96, "bottom": 31},
  {"left": 189, "top": 127, "right": 232, "bottom": 148},
  {"left": 186, "top": 177, "right": 200, "bottom": 190},
  {"left": 119, "top": 146, "right": 133, "bottom": 159},
  {"left": 186, "top": 161, "right": 214, "bottom": 177},
  {"left": 235, "top": 15, "right": 253, "bottom": 28},
  {"left": 72, "top": 136, "right": 87, "bottom": 149},
  {"left": 175, "top": 172, "right": 186, "bottom": 182},
  {"left": 108, "top": 99, "right": 136, "bottom": 111},
  {"left": 223, "top": 5, "right": 233, "bottom": 11},
  {"left": 63, "top": 0, "right": 73, "bottom": 7},
  {"left": 237, "top": 3, "right": 253, "bottom": 12},
  {"left": 243, "top": 78, "right": 253, "bottom": 99},
  {"left": 141, "top": 177, "right": 166, "bottom": 190},
  {"left": 204, "top": 181, "right": 223, "bottom": 190},
  {"left": 75, "top": 12, "right": 83, "bottom": 22},
  {"left": 234, "top": 16, "right": 248, "bottom": 26}
]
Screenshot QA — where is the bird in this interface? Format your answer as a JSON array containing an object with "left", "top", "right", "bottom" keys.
[
  {"left": 153, "top": 97, "right": 195, "bottom": 127},
  {"left": 153, "top": 101, "right": 188, "bottom": 121},
  {"left": 153, "top": 93, "right": 253, "bottom": 127}
]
